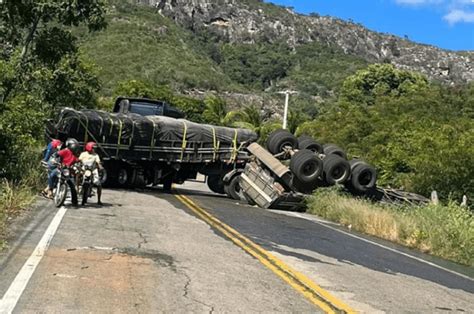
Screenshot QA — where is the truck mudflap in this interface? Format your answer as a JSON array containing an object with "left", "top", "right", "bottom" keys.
[{"left": 240, "top": 162, "right": 305, "bottom": 212}]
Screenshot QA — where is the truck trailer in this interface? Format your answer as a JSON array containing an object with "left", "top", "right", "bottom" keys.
[{"left": 45, "top": 97, "right": 258, "bottom": 193}]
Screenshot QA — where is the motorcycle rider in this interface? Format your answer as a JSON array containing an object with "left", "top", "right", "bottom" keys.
[
  {"left": 43, "top": 139, "right": 62, "bottom": 163},
  {"left": 41, "top": 139, "right": 62, "bottom": 198},
  {"left": 48, "top": 138, "right": 80, "bottom": 206},
  {"left": 79, "top": 141, "right": 103, "bottom": 206}
]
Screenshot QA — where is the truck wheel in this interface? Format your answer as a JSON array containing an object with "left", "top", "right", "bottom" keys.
[
  {"left": 162, "top": 176, "right": 173, "bottom": 191},
  {"left": 291, "top": 177, "right": 319, "bottom": 194},
  {"left": 298, "top": 138, "right": 323, "bottom": 154},
  {"left": 117, "top": 167, "right": 129, "bottom": 187},
  {"left": 350, "top": 162, "right": 377, "bottom": 193},
  {"left": 267, "top": 130, "right": 298, "bottom": 155},
  {"left": 100, "top": 168, "right": 108, "bottom": 186},
  {"left": 290, "top": 149, "right": 323, "bottom": 184},
  {"left": 323, "top": 144, "right": 347, "bottom": 160},
  {"left": 207, "top": 175, "right": 225, "bottom": 194},
  {"left": 131, "top": 168, "right": 146, "bottom": 188},
  {"left": 224, "top": 175, "right": 242, "bottom": 200},
  {"left": 323, "top": 154, "right": 351, "bottom": 185},
  {"left": 349, "top": 159, "right": 365, "bottom": 170}
]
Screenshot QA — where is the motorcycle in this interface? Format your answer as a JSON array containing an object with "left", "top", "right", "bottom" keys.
[
  {"left": 79, "top": 161, "right": 96, "bottom": 205},
  {"left": 53, "top": 164, "right": 79, "bottom": 207}
]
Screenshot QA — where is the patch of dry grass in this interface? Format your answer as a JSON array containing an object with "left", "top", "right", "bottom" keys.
[
  {"left": 307, "top": 188, "right": 474, "bottom": 266},
  {"left": 0, "top": 178, "right": 39, "bottom": 249}
]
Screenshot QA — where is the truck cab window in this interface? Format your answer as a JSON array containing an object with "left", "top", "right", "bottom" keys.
[{"left": 129, "top": 101, "right": 164, "bottom": 116}]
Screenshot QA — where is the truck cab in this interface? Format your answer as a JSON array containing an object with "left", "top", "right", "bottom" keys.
[{"left": 113, "top": 97, "right": 185, "bottom": 119}]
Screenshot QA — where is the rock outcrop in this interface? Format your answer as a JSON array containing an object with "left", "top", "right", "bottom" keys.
[{"left": 138, "top": 0, "right": 473, "bottom": 84}]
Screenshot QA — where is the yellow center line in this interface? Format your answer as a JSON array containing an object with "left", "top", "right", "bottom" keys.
[{"left": 174, "top": 193, "right": 357, "bottom": 314}]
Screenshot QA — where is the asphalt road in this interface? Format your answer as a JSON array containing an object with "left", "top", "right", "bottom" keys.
[{"left": 0, "top": 181, "right": 473, "bottom": 313}]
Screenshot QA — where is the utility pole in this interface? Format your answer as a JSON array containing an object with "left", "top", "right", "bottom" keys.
[{"left": 277, "top": 90, "right": 298, "bottom": 130}]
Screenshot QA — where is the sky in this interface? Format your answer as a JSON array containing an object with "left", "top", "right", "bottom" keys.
[{"left": 266, "top": 0, "right": 474, "bottom": 51}]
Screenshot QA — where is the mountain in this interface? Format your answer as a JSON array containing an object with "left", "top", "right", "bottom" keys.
[
  {"left": 141, "top": 0, "right": 473, "bottom": 84},
  {"left": 77, "top": 0, "right": 473, "bottom": 110}
]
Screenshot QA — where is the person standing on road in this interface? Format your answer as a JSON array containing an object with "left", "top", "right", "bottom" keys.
[{"left": 79, "top": 141, "right": 103, "bottom": 206}]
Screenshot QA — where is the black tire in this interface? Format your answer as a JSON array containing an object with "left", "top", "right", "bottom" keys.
[
  {"left": 100, "top": 168, "right": 108, "bottom": 185},
  {"left": 224, "top": 175, "right": 242, "bottom": 200},
  {"left": 207, "top": 175, "right": 226, "bottom": 194},
  {"left": 81, "top": 183, "right": 90, "bottom": 205},
  {"left": 323, "top": 154, "right": 351, "bottom": 185},
  {"left": 297, "top": 135, "right": 313, "bottom": 142},
  {"left": 291, "top": 177, "right": 319, "bottom": 194},
  {"left": 131, "top": 168, "right": 146, "bottom": 188},
  {"left": 298, "top": 138, "right": 324, "bottom": 154},
  {"left": 267, "top": 129, "right": 298, "bottom": 155},
  {"left": 323, "top": 144, "right": 347, "bottom": 160},
  {"left": 349, "top": 159, "right": 365, "bottom": 170},
  {"left": 117, "top": 166, "right": 129, "bottom": 187},
  {"left": 54, "top": 181, "right": 67, "bottom": 208},
  {"left": 290, "top": 149, "right": 323, "bottom": 184},
  {"left": 349, "top": 163, "right": 377, "bottom": 193},
  {"left": 162, "top": 175, "right": 173, "bottom": 191}
]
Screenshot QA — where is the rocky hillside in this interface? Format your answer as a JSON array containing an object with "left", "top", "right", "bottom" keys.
[{"left": 141, "top": 0, "right": 473, "bottom": 84}]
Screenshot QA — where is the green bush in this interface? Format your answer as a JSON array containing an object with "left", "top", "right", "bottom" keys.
[{"left": 299, "top": 66, "right": 474, "bottom": 201}]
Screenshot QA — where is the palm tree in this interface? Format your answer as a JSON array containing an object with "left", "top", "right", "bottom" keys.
[{"left": 202, "top": 95, "right": 237, "bottom": 127}]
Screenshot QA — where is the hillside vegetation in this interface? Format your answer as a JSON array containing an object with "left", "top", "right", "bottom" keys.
[
  {"left": 77, "top": 2, "right": 239, "bottom": 94},
  {"left": 78, "top": 1, "right": 368, "bottom": 97}
]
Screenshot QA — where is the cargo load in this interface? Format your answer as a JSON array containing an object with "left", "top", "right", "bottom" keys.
[{"left": 49, "top": 108, "right": 258, "bottom": 163}]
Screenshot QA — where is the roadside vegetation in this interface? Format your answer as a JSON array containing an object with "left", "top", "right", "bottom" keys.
[
  {"left": 0, "top": 1, "right": 107, "bottom": 247},
  {"left": 307, "top": 188, "right": 474, "bottom": 266}
]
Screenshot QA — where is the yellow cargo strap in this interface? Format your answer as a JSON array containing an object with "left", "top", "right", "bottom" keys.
[
  {"left": 180, "top": 121, "right": 188, "bottom": 161},
  {"left": 231, "top": 129, "right": 238, "bottom": 162},
  {"left": 116, "top": 119, "right": 123, "bottom": 158},
  {"left": 109, "top": 117, "right": 114, "bottom": 136},
  {"left": 70, "top": 112, "right": 110, "bottom": 158},
  {"left": 211, "top": 126, "right": 217, "bottom": 161}
]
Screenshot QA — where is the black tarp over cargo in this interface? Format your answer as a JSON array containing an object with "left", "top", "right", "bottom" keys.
[{"left": 50, "top": 108, "right": 258, "bottom": 163}]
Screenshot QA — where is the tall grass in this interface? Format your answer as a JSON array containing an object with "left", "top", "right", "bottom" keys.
[
  {"left": 307, "top": 187, "right": 474, "bottom": 266},
  {"left": 0, "top": 166, "right": 43, "bottom": 249}
]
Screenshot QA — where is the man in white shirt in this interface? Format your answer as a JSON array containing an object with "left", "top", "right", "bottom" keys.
[{"left": 79, "top": 142, "right": 103, "bottom": 205}]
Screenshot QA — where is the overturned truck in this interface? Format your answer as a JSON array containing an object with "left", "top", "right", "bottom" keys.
[
  {"left": 239, "top": 130, "right": 380, "bottom": 211},
  {"left": 46, "top": 97, "right": 258, "bottom": 191}
]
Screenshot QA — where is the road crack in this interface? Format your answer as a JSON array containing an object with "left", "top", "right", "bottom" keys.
[
  {"left": 181, "top": 271, "right": 215, "bottom": 312},
  {"left": 137, "top": 232, "right": 148, "bottom": 249}
]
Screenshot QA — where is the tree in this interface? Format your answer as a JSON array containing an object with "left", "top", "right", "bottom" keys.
[
  {"left": 0, "top": 0, "right": 107, "bottom": 103},
  {"left": 202, "top": 95, "right": 238, "bottom": 126},
  {"left": 299, "top": 72, "right": 474, "bottom": 200},
  {"left": 340, "top": 64, "right": 428, "bottom": 105},
  {"left": 287, "top": 109, "right": 309, "bottom": 134},
  {"left": 0, "top": 0, "right": 107, "bottom": 180}
]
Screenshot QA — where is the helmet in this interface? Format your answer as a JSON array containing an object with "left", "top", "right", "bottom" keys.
[
  {"left": 51, "top": 139, "right": 62, "bottom": 149},
  {"left": 65, "top": 138, "right": 79, "bottom": 148},
  {"left": 65, "top": 138, "right": 80, "bottom": 155},
  {"left": 85, "top": 141, "right": 97, "bottom": 153}
]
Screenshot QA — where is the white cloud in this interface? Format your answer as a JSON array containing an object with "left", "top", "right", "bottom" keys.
[
  {"left": 394, "top": 0, "right": 474, "bottom": 24},
  {"left": 443, "top": 9, "right": 474, "bottom": 23}
]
